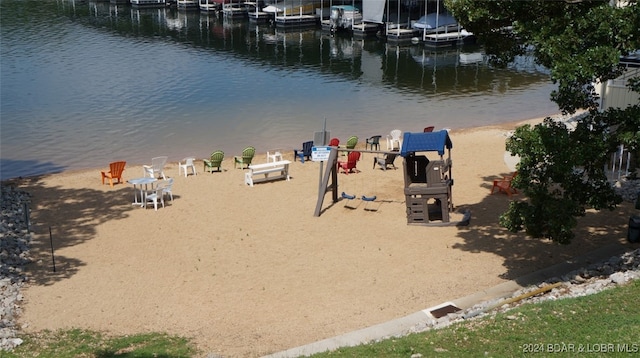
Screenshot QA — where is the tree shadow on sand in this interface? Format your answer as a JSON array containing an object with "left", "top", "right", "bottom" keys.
[
  {"left": 451, "top": 174, "right": 634, "bottom": 285},
  {"left": 7, "top": 175, "right": 137, "bottom": 287}
]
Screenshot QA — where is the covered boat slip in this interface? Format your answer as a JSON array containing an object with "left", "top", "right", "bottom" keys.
[
  {"left": 360, "top": 0, "right": 472, "bottom": 44},
  {"left": 259, "top": 0, "right": 469, "bottom": 42},
  {"left": 262, "top": 0, "right": 322, "bottom": 27}
]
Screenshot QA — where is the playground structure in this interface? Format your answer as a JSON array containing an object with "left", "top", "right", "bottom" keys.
[
  {"left": 400, "top": 130, "right": 453, "bottom": 225},
  {"left": 313, "top": 130, "right": 456, "bottom": 225}
]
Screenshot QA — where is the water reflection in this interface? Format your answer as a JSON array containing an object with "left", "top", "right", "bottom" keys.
[
  {"left": 77, "top": 1, "right": 550, "bottom": 97},
  {"left": 0, "top": 0, "right": 558, "bottom": 180}
]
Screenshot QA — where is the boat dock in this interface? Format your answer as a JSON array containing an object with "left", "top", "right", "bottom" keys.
[
  {"left": 198, "top": 0, "right": 219, "bottom": 13},
  {"left": 222, "top": 3, "right": 248, "bottom": 19},
  {"left": 422, "top": 30, "right": 474, "bottom": 48},
  {"left": 106, "top": 0, "right": 474, "bottom": 46},
  {"left": 352, "top": 22, "right": 381, "bottom": 38},
  {"left": 249, "top": 10, "right": 271, "bottom": 24},
  {"left": 385, "top": 26, "right": 418, "bottom": 43},
  {"left": 130, "top": 0, "right": 166, "bottom": 7},
  {"left": 274, "top": 14, "right": 319, "bottom": 28}
]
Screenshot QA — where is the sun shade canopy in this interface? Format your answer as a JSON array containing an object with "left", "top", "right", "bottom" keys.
[{"left": 400, "top": 130, "right": 452, "bottom": 157}]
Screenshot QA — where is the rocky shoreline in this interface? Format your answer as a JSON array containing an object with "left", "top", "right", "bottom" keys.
[
  {"left": 1, "top": 185, "right": 31, "bottom": 351},
  {"left": 1, "top": 179, "right": 638, "bottom": 352}
]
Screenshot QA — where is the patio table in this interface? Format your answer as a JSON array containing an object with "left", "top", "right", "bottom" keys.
[{"left": 127, "top": 177, "right": 157, "bottom": 206}]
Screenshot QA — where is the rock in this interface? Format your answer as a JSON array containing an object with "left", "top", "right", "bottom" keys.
[
  {"left": 0, "top": 185, "right": 32, "bottom": 352},
  {"left": 408, "top": 247, "right": 640, "bottom": 336}
]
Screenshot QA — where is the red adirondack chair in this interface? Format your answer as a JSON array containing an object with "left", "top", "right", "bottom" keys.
[
  {"left": 491, "top": 171, "right": 518, "bottom": 197},
  {"left": 337, "top": 151, "right": 361, "bottom": 174}
]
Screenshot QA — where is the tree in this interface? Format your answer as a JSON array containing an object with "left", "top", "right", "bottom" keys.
[{"left": 445, "top": 0, "right": 640, "bottom": 243}]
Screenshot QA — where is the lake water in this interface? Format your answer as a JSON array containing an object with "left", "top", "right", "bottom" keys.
[{"left": 0, "top": 0, "right": 559, "bottom": 180}]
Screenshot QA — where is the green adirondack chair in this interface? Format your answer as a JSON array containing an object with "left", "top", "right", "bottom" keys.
[
  {"left": 346, "top": 136, "right": 358, "bottom": 149},
  {"left": 341, "top": 135, "right": 358, "bottom": 156},
  {"left": 234, "top": 146, "right": 255, "bottom": 169},
  {"left": 203, "top": 150, "right": 224, "bottom": 173}
]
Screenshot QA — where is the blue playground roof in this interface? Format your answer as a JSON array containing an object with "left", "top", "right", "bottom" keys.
[{"left": 400, "top": 130, "right": 453, "bottom": 157}]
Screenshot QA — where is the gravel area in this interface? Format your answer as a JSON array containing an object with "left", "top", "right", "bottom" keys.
[{"left": 1, "top": 185, "right": 31, "bottom": 351}]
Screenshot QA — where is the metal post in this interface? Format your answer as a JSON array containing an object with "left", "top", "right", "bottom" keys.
[{"left": 49, "top": 226, "right": 56, "bottom": 272}]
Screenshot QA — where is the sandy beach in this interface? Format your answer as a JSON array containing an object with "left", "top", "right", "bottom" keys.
[{"left": 10, "top": 118, "right": 636, "bottom": 357}]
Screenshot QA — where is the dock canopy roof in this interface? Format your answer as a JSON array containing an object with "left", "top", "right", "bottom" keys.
[{"left": 400, "top": 130, "right": 452, "bottom": 157}]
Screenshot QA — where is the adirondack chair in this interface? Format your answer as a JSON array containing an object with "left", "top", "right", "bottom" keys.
[
  {"left": 234, "top": 146, "right": 255, "bottom": 169},
  {"left": 424, "top": 126, "right": 435, "bottom": 132},
  {"left": 294, "top": 141, "right": 313, "bottom": 163},
  {"left": 328, "top": 138, "right": 340, "bottom": 147},
  {"left": 337, "top": 151, "right": 361, "bottom": 174},
  {"left": 491, "top": 171, "right": 518, "bottom": 197},
  {"left": 101, "top": 161, "right": 126, "bottom": 187},
  {"left": 341, "top": 135, "right": 358, "bottom": 156},
  {"left": 204, "top": 150, "right": 224, "bottom": 173},
  {"left": 373, "top": 151, "right": 398, "bottom": 171},
  {"left": 345, "top": 135, "right": 358, "bottom": 149}
]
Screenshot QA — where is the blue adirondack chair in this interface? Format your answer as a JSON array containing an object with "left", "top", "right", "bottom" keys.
[{"left": 294, "top": 141, "right": 313, "bottom": 163}]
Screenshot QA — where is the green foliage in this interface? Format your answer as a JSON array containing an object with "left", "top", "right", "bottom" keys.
[
  {"left": 446, "top": 0, "right": 640, "bottom": 113},
  {"left": 5, "top": 329, "right": 197, "bottom": 358},
  {"left": 445, "top": 0, "right": 640, "bottom": 243},
  {"left": 501, "top": 113, "right": 628, "bottom": 243}
]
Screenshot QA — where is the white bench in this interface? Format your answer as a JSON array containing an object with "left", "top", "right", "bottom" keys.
[{"left": 244, "top": 160, "right": 291, "bottom": 187}]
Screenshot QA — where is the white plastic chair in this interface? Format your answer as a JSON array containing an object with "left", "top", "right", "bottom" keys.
[
  {"left": 266, "top": 150, "right": 283, "bottom": 163},
  {"left": 178, "top": 157, "right": 197, "bottom": 177},
  {"left": 143, "top": 156, "right": 168, "bottom": 179},
  {"left": 387, "top": 129, "right": 402, "bottom": 150},
  {"left": 143, "top": 184, "right": 165, "bottom": 211},
  {"left": 161, "top": 178, "right": 174, "bottom": 202}
]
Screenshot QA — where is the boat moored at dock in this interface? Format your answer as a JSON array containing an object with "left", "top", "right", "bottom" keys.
[{"left": 324, "top": 5, "right": 362, "bottom": 33}]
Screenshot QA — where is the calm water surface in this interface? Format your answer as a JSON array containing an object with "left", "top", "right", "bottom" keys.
[{"left": 0, "top": 0, "right": 559, "bottom": 180}]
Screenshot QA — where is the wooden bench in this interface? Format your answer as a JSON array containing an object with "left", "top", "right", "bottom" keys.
[{"left": 244, "top": 160, "right": 291, "bottom": 187}]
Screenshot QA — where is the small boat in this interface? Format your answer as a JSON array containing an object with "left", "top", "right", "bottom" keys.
[
  {"left": 412, "top": 12, "right": 474, "bottom": 47},
  {"left": 327, "top": 5, "right": 362, "bottom": 32},
  {"left": 412, "top": 12, "right": 459, "bottom": 32}
]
